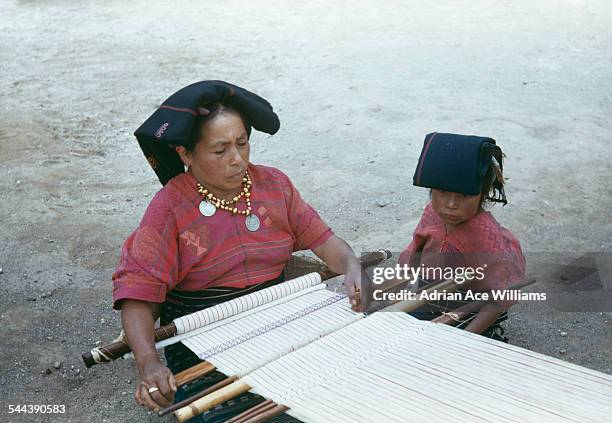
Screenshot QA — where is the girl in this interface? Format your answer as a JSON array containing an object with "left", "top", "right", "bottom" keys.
[{"left": 399, "top": 132, "right": 526, "bottom": 340}]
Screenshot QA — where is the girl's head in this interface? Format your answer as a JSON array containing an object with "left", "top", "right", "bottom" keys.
[{"left": 414, "top": 132, "right": 507, "bottom": 226}]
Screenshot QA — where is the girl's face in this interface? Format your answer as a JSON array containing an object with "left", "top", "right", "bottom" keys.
[{"left": 431, "top": 189, "right": 482, "bottom": 229}]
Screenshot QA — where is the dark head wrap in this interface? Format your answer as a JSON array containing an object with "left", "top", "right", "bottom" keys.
[
  {"left": 413, "top": 132, "right": 507, "bottom": 204},
  {"left": 134, "top": 80, "right": 280, "bottom": 185}
]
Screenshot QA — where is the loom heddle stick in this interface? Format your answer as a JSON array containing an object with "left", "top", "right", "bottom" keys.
[
  {"left": 174, "top": 380, "right": 251, "bottom": 423},
  {"left": 158, "top": 375, "right": 238, "bottom": 417},
  {"left": 174, "top": 361, "right": 216, "bottom": 387},
  {"left": 226, "top": 399, "right": 274, "bottom": 423},
  {"left": 243, "top": 404, "right": 290, "bottom": 423}
]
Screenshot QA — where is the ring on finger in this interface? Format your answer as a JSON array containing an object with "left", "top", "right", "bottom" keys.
[{"left": 148, "top": 386, "right": 160, "bottom": 394}]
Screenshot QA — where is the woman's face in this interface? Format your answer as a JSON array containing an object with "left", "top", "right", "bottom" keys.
[
  {"left": 177, "top": 111, "right": 250, "bottom": 198},
  {"left": 431, "top": 189, "right": 482, "bottom": 228}
]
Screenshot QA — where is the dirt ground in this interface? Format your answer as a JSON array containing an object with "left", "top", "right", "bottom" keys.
[{"left": 1, "top": 1, "right": 610, "bottom": 422}]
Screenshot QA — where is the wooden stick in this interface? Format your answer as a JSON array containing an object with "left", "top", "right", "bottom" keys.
[
  {"left": 81, "top": 322, "right": 177, "bottom": 368},
  {"left": 364, "top": 277, "right": 416, "bottom": 314},
  {"left": 174, "top": 380, "right": 251, "bottom": 423},
  {"left": 430, "top": 301, "right": 485, "bottom": 325},
  {"left": 244, "top": 404, "right": 290, "bottom": 423},
  {"left": 174, "top": 361, "right": 216, "bottom": 387},
  {"left": 227, "top": 400, "right": 275, "bottom": 423},
  {"left": 158, "top": 375, "right": 238, "bottom": 417}
]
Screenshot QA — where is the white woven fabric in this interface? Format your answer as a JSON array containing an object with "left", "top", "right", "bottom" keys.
[
  {"left": 173, "top": 272, "right": 323, "bottom": 335},
  {"left": 182, "top": 287, "right": 362, "bottom": 374}
]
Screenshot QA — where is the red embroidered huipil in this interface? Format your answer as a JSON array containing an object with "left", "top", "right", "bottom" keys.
[
  {"left": 112, "top": 164, "right": 332, "bottom": 309},
  {"left": 399, "top": 203, "right": 526, "bottom": 309}
]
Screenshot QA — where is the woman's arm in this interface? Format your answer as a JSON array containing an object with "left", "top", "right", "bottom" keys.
[
  {"left": 311, "top": 235, "right": 365, "bottom": 310},
  {"left": 121, "top": 300, "right": 177, "bottom": 412}
]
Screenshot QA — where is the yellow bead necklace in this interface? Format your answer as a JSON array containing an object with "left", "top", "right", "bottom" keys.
[{"left": 196, "top": 172, "right": 252, "bottom": 216}]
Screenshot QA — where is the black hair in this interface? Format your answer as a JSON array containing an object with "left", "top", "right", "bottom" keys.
[
  {"left": 480, "top": 146, "right": 507, "bottom": 208},
  {"left": 185, "top": 101, "right": 253, "bottom": 151}
]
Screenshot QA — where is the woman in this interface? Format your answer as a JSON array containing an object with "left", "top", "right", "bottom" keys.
[
  {"left": 112, "top": 81, "right": 363, "bottom": 420},
  {"left": 399, "top": 132, "right": 526, "bottom": 339}
]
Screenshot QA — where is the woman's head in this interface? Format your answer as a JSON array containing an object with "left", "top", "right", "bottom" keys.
[
  {"left": 176, "top": 102, "right": 252, "bottom": 198},
  {"left": 134, "top": 81, "right": 280, "bottom": 185}
]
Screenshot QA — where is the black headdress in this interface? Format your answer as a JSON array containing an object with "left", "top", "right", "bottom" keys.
[
  {"left": 413, "top": 132, "right": 507, "bottom": 204},
  {"left": 134, "top": 80, "right": 280, "bottom": 185}
]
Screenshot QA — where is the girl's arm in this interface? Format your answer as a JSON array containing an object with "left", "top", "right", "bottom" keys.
[{"left": 464, "top": 302, "right": 505, "bottom": 334}]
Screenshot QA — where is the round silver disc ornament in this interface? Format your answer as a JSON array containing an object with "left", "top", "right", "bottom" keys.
[
  {"left": 245, "top": 214, "right": 260, "bottom": 232},
  {"left": 199, "top": 200, "right": 217, "bottom": 217}
]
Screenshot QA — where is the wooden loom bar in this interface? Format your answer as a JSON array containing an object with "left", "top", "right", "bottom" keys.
[
  {"left": 174, "top": 380, "right": 251, "bottom": 423},
  {"left": 227, "top": 399, "right": 275, "bottom": 423},
  {"left": 81, "top": 323, "right": 177, "bottom": 368},
  {"left": 244, "top": 404, "right": 290, "bottom": 423},
  {"left": 158, "top": 375, "right": 238, "bottom": 417},
  {"left": 228, "top": 400, "right": 289, "bottom": 423},
  {"left": 174, "top": 361, "right": 216, "bottom": 387},
  {"left": 81, "top": 250, "right": 391, "bottom": 368}
]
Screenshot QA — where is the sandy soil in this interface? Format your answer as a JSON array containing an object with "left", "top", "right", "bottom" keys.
[{"left": 0, "top": 1, "right": 610, "bottom": 422}]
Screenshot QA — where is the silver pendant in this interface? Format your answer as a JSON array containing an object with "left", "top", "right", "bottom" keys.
[
  {"left": 245, "top": 214, "right": 260, "bottom": 232},
  {"left": 199, "top": 200, "right": 216, "bottom": 217}
]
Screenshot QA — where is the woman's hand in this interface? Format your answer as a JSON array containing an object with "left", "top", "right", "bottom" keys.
[
  {"left": 121, "top": 300, "right": 177, "bottom": 412},
  {"left": 343, "top": 260, "right": 364, "bottom": 310},
  {"left": 135, "top": 357, "right": 177, "bottom": 412},
  {"left": 312, "top": 235, "right": 365, "bottom": 311}
]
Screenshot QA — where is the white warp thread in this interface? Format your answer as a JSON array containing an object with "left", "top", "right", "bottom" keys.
[
  {"left": 173, "top": 272, "right": 322, "bottom": 335},
  {"left": 196, "top": 294, "right": 347, "bottom": 360},
  {"left": 182, "top": 287, "right": 362, "bottom": 374},
  {"left": 241, "top": 313, "right": 612, "bottom": 423}
]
